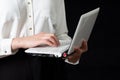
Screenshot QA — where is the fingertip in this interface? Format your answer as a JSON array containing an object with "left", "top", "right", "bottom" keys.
[
  {"left": 68, "top": 56, "right": 72, "bottom": 59},
  {"left": 57, "top": 41, "right": 60, "bottom": 46},
  {"left": 74, "top": 47, "right": 77, "bottom": 50}
]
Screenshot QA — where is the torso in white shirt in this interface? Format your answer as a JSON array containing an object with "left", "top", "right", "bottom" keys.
[{"left": 0, "top": 0, "right": 68, "bottom": 38}]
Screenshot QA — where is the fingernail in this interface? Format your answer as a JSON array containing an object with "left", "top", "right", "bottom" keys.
[{"left": 63, "top": 53, "right": 67, "bottom": 57}]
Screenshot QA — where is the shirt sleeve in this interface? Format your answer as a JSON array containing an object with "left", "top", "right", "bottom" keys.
[
  {"left": 0, "top": 39, "right": 17, "bottom": 58},
  {"left": 54, "top": 0, "right": 68, "bottom": 36},
  {"left": 65, "top": 59, "right": 79, "bottom": 65}
]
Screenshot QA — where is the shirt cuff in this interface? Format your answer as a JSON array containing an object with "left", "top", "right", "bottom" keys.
[
  {"left": 0, "top": 39, "right": 17, "bottom": 58},
  {"left": 65, "top": 59, "right": 79, "bottom": 65}
]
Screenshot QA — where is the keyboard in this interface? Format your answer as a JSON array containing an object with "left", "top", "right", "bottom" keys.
[{"left": 25, "top": 40, "right": 71, "bottom": 57}]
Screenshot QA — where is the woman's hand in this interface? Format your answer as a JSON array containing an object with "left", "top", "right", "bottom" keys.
[
  {"left": 11, "top": 32, "right": 60, "bottom": 51},
  {"left": 66, "top": 40, "right": 88, "bottom": 63}
]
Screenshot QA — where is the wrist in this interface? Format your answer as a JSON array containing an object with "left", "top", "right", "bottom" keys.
[{"left": 11, "top": 38, "right": 23, "bottom": 51}]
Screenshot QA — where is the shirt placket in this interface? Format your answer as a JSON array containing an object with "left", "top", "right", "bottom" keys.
[{"left": 26, "top": 0, "right": 34, "bottom": 36}]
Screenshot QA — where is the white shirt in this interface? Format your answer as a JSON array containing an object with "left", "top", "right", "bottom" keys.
[{"left": 0, "top": 0, "right": 79, "bottom": 65}]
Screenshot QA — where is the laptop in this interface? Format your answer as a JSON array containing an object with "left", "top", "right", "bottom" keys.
[{"left": 25, "top": 7, "right": 100, "bottom": 58}]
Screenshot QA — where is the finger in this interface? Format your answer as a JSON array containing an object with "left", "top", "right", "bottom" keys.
[
  {"left": 40, "top": 35, "right": 58, "bottom": 47},
  {"left": 67, "top": 52, "right": 81, "bottom": 63},
  {"left": 74, "top": 47, "right": 81, "bottom": 54},
  {"left": 50, "top": 34, "right": 60, "bottom": 46},
  {"left": 42, "top": 39, "right": 55, "bottom": 47},
  {"left": 68, "top": 48, "right": 81, "bottom": 59},
  {"left": 39, "top": 33, "right": 60, "bottom": 46},
  {"left": 45, "top": 36, "right": 58, "bottom": 47},
  {"left": 80, "top": 40, "right": 88, "bottom": 52},
  {"left": 48, "top": 34, "right": 60, "bottom": 46}
]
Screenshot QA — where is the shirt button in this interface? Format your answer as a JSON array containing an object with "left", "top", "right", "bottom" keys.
[
  {"left": 29, "top": 15, "right": 32, "bottom": 18},
  {"left": 5, "top": 51, "right": 7, "bottom": 53},
  {"left": 28, "top": 2, "right": 31, "bottom": 5},
  {"left": 29, "top": 28, "right": 32, "bottom": 30}
]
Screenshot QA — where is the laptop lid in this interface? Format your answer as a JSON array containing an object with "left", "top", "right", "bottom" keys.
[{"left": 66, "top": 7, "right": 100, "bottom": 55}]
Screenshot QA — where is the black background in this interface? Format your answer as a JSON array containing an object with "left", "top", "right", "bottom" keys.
[{"left": 64, "top": 0, "right": 119, "bottom": 80}]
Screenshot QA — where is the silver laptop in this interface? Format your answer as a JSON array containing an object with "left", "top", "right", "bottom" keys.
[
  {"left": 67, "top": 7, "right": 100, "bottom": 55},
  {"left": 25, "top": 7, "right": 100, "bottom": 58}
]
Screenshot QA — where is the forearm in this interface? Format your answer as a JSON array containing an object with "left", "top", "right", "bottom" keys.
[
  {"left": 11, "top": 36, "right": 35, "bottom": 51},
  {"left": 11, "top": 32, "right": 60, "bottom": 51},
  {"left": 11, "top": 38, "right": 24, "bottom": 51}
]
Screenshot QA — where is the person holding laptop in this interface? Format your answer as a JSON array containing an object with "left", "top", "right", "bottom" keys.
[{"left": 0, "top": 0, "right": 88, "bottom": 80}]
